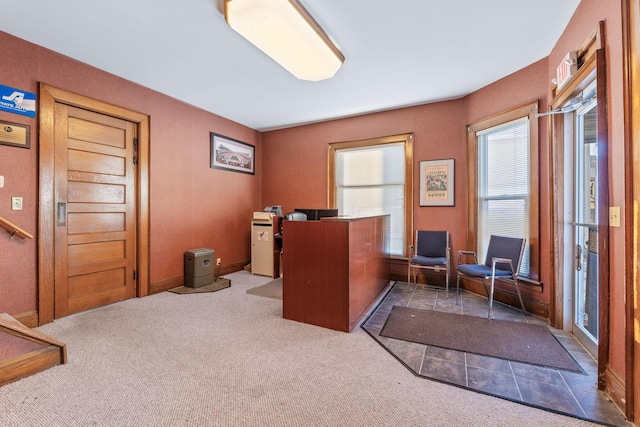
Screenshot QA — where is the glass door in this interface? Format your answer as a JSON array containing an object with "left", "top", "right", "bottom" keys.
[{"left": 572, "top": 92, "right": 598, "bottom": 357}]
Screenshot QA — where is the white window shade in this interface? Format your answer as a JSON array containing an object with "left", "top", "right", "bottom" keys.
[
  {"left": 336, "top": 143, "right": 405, "bottom": 255},
  {"left": 477, "top": 118, "right": 530, "bottom": 275}
]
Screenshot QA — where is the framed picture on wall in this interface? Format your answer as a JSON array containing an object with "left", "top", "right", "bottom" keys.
[
  {"left": 210, "top": 132, "right": 255, "bottom": 175},
  {"left": 419, "top": 159, "right": 454, "bottom": 206},
  {"left": 0, "top": 120, "right": 30, "bottom": 149}
]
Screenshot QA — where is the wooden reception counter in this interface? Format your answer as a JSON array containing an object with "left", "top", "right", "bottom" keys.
[{"left": 282, "top": 215, "right": 390, "bottom": 332}]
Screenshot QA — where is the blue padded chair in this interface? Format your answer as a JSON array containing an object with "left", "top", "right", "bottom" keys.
[
  {"left": 456, "top": 235, "right": 526, "bottom": 319},
  {"left": 407, "top": 230, "right": 450, "bottom": 295}
]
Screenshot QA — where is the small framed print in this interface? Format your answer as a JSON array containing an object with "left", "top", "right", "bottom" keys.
[
  {"left": 0, "top": 120, "right": 30, "bottom": 149},
  {"left": 420, "top": 159, "right": 454, "bottom": 206},
  {"left": 210, "top": 133, "right": 255, "bottom": 175}
]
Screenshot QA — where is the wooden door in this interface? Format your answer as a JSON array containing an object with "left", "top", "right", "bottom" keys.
[{"left": 53, "top": 104, "right": 137, "bottom": 318}]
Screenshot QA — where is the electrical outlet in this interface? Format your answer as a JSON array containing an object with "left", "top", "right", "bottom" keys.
[
  {"left": 609, "top": 206, "right": 620, "bottom": 227},
  {"left": 11, "top": 196, "right": 23, "bottom": 211},
  {"left": 216, "top": 258, "right": 222, "bottom": 266}
]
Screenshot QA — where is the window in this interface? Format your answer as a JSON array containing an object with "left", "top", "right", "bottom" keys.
[
  {"left": 468, "top": 102, "right": 539, "bottom": 279},
  {"left": 328, "top": 134, "right": 413, "bottom": 256}
]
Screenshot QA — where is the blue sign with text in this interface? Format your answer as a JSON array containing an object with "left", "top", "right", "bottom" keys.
[{"left": 0, "top": 84, "right": 36, "bottom": 117}]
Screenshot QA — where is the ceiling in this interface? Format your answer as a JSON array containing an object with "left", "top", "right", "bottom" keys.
[{"left": 0, "top": 0, "right": 581, "bottom": 131}]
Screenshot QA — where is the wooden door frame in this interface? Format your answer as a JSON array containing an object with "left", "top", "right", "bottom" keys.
[
  {"left": 623, "top": 0, "right": 638, "bottom": 421},
  {"left": 38, "top": 84, "right": 150, "bottom": 325},
  {"left": 548, "top": 24, "right": 610, "bottom": 389}
]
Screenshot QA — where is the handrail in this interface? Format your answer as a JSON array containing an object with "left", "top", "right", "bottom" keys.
[{"left": 0, "top": 216, "right": 34, "bottom": 239}]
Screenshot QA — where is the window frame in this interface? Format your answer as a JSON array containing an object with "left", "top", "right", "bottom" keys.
[
  {"left": 467, "top": 102, "right": 539, "bottom": 280},
  {"left": 328, "top": 133, "right": 414, "bottom": 257}
]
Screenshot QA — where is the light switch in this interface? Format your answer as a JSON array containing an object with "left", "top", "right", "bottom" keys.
[
  {"left": 609, "top": 206, "right": 620, "bottom": 227},
  {"left": 11, "top": 196, "right": 23, "bottom": 211},
  {"left": 0, "top": 175, "right": 4, "bottom": 188}
]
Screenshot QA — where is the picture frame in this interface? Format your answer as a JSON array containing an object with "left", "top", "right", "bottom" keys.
[
  {"left": 210, "top": 132, "right": 255, "bottom": 175},
  {"left": 419, "top": 159, "right": 454, "bottom": 206},
  {"left": 0, "top": 120, "right": 30, "bottom": 149}
]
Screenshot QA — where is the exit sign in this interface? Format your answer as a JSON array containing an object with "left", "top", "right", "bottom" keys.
[{"left": 556, "top": 51, "right": 577, "bottom": 89}]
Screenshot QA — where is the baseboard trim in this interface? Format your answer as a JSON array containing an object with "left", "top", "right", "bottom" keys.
[
  {"left": 149, "top": 262, "right": 248, "bottom": 295},
  {"left": 12, "top": 311, "right": 38, "bottom": 328},
  {"left": 149, "top": 276, "right": 183, "bottom": 295},
  {"left": 605, "top": 366, "right": 627, "bottom": 417},
  {"left": 390, "top": 264, "right": 549, "bottom": 318},
  {"left": 459, "top": 277, "right": 549, "bottom": 318}
]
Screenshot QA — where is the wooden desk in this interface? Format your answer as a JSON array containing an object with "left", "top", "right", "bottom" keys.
[{"left": 282, "top": 215, "right": 390, "bottom": 332}]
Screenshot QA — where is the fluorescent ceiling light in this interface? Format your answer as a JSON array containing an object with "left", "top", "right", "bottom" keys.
[{"left": 224, "top": 0, "right": 344, "bottom": 81}]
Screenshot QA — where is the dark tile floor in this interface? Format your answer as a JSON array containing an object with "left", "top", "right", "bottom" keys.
[{"left": 361, "top": 281, "right": 630, "bottom": 426}]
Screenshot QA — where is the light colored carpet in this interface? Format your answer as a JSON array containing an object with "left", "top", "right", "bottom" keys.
[{"left": 0, "top": 271, "right": 597, "bottom": 427}]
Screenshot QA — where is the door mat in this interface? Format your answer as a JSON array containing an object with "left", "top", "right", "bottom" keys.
[
  {"left": 380, "top": 305, "right": 582, "bottom": 372},
  {"left": 168, "top": 278, "right": 230, "bottom": 294},
  {"left": 246, "top": 277, "right": 282, "bottom": 300}
]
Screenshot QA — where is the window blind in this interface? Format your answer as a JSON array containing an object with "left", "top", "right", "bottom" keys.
[
  {"left": 336, "top": 142, "right": 405, "bottom": 255},
  {"left": 477, "top": 118, "right": 530, "bottom": 275}
]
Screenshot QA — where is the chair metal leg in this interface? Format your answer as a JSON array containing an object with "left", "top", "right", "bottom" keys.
[
  {"left": 488, "top": 275, "right": 496, "bottom": 319},
  {"left": 445, "top": 266, "right": 449, "bottom": 298},
  {"left": 455, "top": 273, "right": 460, "bottom": 305},
  {"left": 408, "top": 265, "right": 417, "bottom": 290},
  {"left": 514, "top": 279, "right": 527, "bottom": 315},
  {"left": 479, "top": 279, "right": 490, "bottom": 300}
]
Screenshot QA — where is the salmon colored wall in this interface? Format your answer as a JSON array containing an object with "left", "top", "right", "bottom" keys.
[
  {"left": 0, "top": 31, "right": 262, "bottom": 316},
  {"left": 465, "top": 58, "right": 550, "bottom": 300},
  {"left": 262, "top": 100, "right": 468, "bottom": 260},
  {"left": 263, "top": 59, "right": 549, "bottom": 300},
  {"left": 0, "top": 105, "right": 37, "bottom": 316},
  {"left": 547, "top": 0, "right": 627, "bottom": 381}
]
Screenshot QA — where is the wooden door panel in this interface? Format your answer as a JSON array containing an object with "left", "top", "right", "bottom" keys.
[
  {"left": 54, "top": 103, "right": 137, "bottom": 318},
  {"left": 67, "top": 203, "right": 127, "bottom": 212},
  {"left": 68, "top": 138, "right": 127, "bottom": 157},
  {"left": 68, "top": 150, "right": 125, "bottom": 176},
  {"left": 68, "top": 269, "right": 126, "bottom": 298},
  {"left": 68, "top": 117, "right": 126, "bottom": 148},
  {"left": 53, "top": 103, "right": 70, "bottom": 318},
  {"left": 67, "top": 182, "right": 125, "bottom": 204},
  {"left": 68, "top": 241, "right": 125, "bottom": 266},
  {"left": 68, "top": 231, "right": 126, "bottom": 246},
  {"left": 68, "top": 286, "right": 128, "bottom": 315},
  {"left": 66, "top": 174, "right": 125, "bottom": 188},
  {"left": 68, "top": 260, "right": 126, "bottom": 278},
  {"left": 68, "top": 213, "right": 125, "bottom": 234}
]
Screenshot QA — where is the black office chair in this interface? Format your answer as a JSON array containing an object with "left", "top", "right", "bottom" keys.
[
  {"left": 407, "top": 230, "right": 450, "bottom": 295},
  {"left": 285, "top": 212, "right": 307, "bottom": 221},
  {"left": 456, "top": 235, "right": 526, "bottom": 319}
]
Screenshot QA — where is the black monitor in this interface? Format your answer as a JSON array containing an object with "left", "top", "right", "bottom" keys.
[{"left": 294, "top": 208, "right": 338, "bottom": 221}]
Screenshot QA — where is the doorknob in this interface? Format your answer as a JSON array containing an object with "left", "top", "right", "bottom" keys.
[
  {"left": 57, "top": 202, "right": 67, "bottom": 226},
  {"left": 575, "top": 244, "right": 582, "bottom": 271}
]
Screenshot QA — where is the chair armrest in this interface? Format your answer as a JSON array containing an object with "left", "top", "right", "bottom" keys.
[
  {"left": 491, "top": 257, "right": 515, "bottom": 274},
  {"left": 408, "top": 244, "right": 415, "bottom": 258},
  {"left": 458, "top": 250, "right": 477, "bottom": 265}
]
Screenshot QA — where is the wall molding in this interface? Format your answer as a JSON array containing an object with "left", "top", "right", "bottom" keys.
[
  {"left": 389, "top": 257, "right": 548, "bottom": 317},
  {"left": 605, "top": 366, "right": 627, "bottom": 417},
  {"left": 149, "top": 261, "right": 248, "bottom": 295},
  {"left": 12, "top": 311, "right": 38, "bottom": 328}
]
